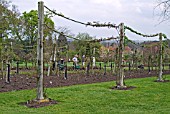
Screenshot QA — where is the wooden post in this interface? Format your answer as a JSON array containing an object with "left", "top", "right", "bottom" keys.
[
  {"left": 64, "top": 45, "right": 68, "bottom": 79},
  {"left": 1, "top": 60, "right": 4, "bottom": 79},
  {"left": 52, "top": 43, "right": 57, "bottom": 71},
  {"left": 135, "top": 49, "right": 138, "bottom": 71},
  {"left": 6, "top": 64, "right": 10, "bottom": 83},
  {"left": 0, "top": 34, "right": 3, "bottom": 79},
  {"left": 64, "top": 65, "right": 67, "bottom": 79},
  {"left": 16, "top": 61, "right": 19, "bottom": 74},
  {"left": 104, "top": 64, "right": 106, "bottom": 75},
  {"left": 99, "top": 63, "right": 102, "bottom": 70},
  {"left": 93, "top": 48, "right": 96, "bottom": 67},
  {"left": 37, "top": 1, "right": 44, "bottom": 100},
  {"left": 148, "top": 55, "right": 151, "bottom": 74},
  {"left": 117, "top": 23, "right": 126, "bottom": 88},
  {"left": 158, "top": 33, "right": 163, "bottom": 81},
  {"left": 87, "top": 63, "right": 90, "bottom": 76},
  {"left": 111, "top": 63, "right": 113, "bottom": 71}
]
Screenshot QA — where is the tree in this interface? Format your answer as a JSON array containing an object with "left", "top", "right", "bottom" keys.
[
  {"left": 58, "top": 33, "right": 68, "bottom": 50},
  {"left": 156, "top": 0, "right": 170, "bottom": 22},
  {"left": 0, "top": 0, "right": 20, "bottom": 78},
  {"left": 20, "top": 10, "right": 54, "bottom": 45},
  {"left": 73, "top": 33, "right": 101, "bottom": 58},
  {"left": 14, "top": 10, "right": 55, "bottom": 68}
]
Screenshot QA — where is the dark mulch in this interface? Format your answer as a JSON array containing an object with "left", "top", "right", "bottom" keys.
[
  {"left": 0, "top": 70, "right": 170, "bottom": 93},
  {"left": 19, "top": 98, "right": 57, "bottom": 108}
]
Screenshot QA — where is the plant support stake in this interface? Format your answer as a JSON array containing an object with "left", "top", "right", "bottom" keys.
[
  {"left": 117, "top": 23, "right": 126, "bottom": 88},
  {"left": 37, "top": 1, "right": 44, "bottom": 100}
]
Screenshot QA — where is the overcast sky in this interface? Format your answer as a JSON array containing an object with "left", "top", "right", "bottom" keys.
[{"left": 11, "top": 0, "right": 170, "bottom": 41}]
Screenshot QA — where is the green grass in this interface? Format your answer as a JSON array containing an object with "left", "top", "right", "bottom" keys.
[{"left": 0, "top": 76, "right": 170, "bottom": 114}]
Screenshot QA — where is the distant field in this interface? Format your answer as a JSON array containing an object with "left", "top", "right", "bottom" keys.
[{"left": 0, "top": 75, "right": 170, "bottom": 114}]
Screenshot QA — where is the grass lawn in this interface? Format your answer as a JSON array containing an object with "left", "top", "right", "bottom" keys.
[{"left": 0, "top": 76, "right": 170, "bottom": 114}]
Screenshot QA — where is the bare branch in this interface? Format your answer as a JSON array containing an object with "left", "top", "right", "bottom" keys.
[{"left": 155, "top": 0, "right": 170, "bottom": 23}]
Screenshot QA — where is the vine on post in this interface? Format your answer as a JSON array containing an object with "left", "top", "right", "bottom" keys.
[{"left": 117, "top": 23, "right": 126, "bottom": 88}]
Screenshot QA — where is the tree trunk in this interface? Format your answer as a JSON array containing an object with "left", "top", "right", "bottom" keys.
[
  {"left": 115, "top": 48, "right": 119, "bottom": 84},
  {"left": 54, "top": 37, "right": 59, "bottom": 76},
  {"left": 0, "top": 33, "right": 3, "bottom": 78},
  {"left": 47, "top": 56, "right": 52, "bottom": 76},
  {"left": 5, "top": 62, "right": 8, "bottom": 83},
  {"left": 158, "top": 33, "right": 163, "bottom": 81}
]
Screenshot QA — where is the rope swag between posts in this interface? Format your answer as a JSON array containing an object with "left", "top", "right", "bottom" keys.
[
  {"left": 44, "top": 5, "right": 168, "bottom": 43},
  {"left": 125, "top": 26, "right": 159, "bottom": 37},
  {"left": 44, "top": 24, "right": 119, "bottom": 42},
  {"left": 44, "top": 5, "right": 118, "bottom": 28},
  {"left": 125, "top": 26, "right": 167, "bottom": 39}
]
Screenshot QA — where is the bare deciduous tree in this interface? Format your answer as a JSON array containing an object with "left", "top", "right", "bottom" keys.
[{"left": 156, "top": 0, "right": 170, "bottom": 22}]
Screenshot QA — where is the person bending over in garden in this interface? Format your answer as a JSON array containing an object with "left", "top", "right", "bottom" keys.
[{"left": 72, "top": 55, "right": 78, "bottom": 69}]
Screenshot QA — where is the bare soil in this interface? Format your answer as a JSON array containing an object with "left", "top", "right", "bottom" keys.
[{"left": 1, "top": 70, "right": 170, "bottom": 93}]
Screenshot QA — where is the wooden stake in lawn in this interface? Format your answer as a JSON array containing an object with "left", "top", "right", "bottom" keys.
[
  {"left": 117, "top": 23, "right": 126, "bottom": 88},
  {"left": 37, "top": 1, "right": 44, "bottom": 100},
  {"left": 158, "top": 33, "right": 163, "bottom": 81},
  {"left": 0, "top": 33, "right": 3, "bottom": 79}
]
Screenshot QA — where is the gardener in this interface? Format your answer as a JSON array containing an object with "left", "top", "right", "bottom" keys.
[
  {"left": 72, "top": 55, "right": 78, "bottom": 69},
  {"left": 82, "top": 55, "right": 85, "bottom": 66}
]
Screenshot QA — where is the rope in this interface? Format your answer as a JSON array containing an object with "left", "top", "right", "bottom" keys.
[
  {"left": 125, "top": 26, "right": 159, "bottom": 37},
  {"left": 44, "top": 5, "right": 168, "bottom": 43},
  {"left": 44, "top": 24, "right": 119, "bottom": 42},
  {"left": 89, "top": 36, "right": 118, "bottom": 43},
  {"left": 44, "top": 5, "right": 168, "bottom": 41},
  {"left": 124, "top": 36, "right": 142, "bottom": 47},
  {"left": 44, "top": 5, "right": 118, "bottom": 28},
  {"left": 44, "top": 24, "right": 80, "bottom": 41}
]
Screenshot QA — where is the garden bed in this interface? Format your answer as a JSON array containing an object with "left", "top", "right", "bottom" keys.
[{"left": 0, "top": 70, "right": 170, "bottom": 92}]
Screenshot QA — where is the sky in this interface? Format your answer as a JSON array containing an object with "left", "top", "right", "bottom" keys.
[{"left": 11, "top": 0, "right": 170, "bottom": 41}]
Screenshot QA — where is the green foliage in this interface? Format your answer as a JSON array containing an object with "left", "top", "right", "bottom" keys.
[
  {"left": 0, "top": 0, "right": 11, "bottom": 34},
  {"left": 21, "top": 10, "right": 54, "bottom": 45},
  {"left": 21, "top": 10, "right": 38, "bottom": 45},
  {"left": 72, "top": 33, "right": 101, "bottom": 58},
  {"left": 0, "top": 0, "right": 18, "bottom": 62},
  {"left": 12, "top": 10, "right": 55, "bottom": 62},
  {"left": 73, "top": 33, "right": 92, "bottom": 55},
  {"left": 67, "top": 50, "right": 77, "bottom": 59}
]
